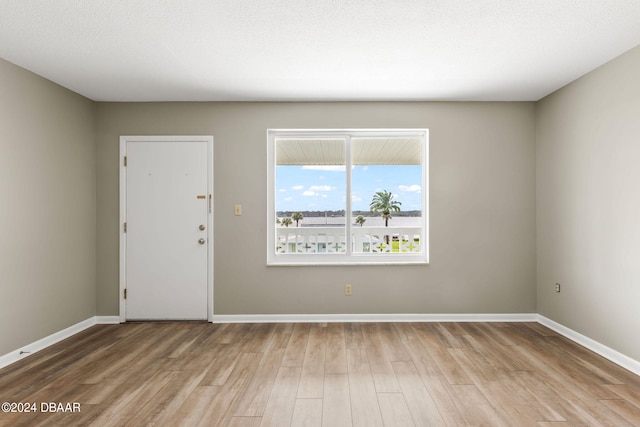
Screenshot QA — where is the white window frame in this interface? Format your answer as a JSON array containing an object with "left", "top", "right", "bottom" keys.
[{"left": 267, "top": 129, "right": 429, "bottom": 266}]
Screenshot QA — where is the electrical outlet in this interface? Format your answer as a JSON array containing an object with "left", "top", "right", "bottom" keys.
[
  {"left": 555, "top": 283, "right": 561, "bottom": 293},
  {"left": 345, "top": 284, "right": 352, "bottom": 296}
]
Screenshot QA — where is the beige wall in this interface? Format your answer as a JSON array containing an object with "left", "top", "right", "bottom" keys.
[
  {"left": 0, "top": 58, "right": 96, "bottom": 355},
  {"left": 536, "top": 45, "right": 640, "bottom": 361},
  {"left": 96, "top": 102, "right": 537, "bottom": 316}
]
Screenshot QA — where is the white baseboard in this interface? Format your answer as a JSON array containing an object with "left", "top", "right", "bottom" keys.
[
  {"left": 0, "top": 316, "right": 122, "bottom": 370},
  {"left": 210, "top": 313, "right": 538, "bottom": 323},
  {"left": 0, "top": 317, "right": 97, "bottom": 370},
  {"left": 537, "top": 315, "right": 640, "bottom": 377},
  {"left": 96, "top": 316, "right": 121, "bottom": 324}
]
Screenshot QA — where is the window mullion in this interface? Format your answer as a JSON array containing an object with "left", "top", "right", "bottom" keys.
[{"left": 345, "top": 136, "right": 352, "bottom": 256}]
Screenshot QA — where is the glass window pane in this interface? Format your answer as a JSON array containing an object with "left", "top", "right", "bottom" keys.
[
  {"left": 351, "top": 137, "right": 423, "bottom": 254},
  {"left": 275, "top": 138, "right": 347, "bottom": 254}
]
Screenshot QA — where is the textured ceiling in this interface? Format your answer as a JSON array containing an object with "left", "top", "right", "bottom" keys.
[
  {"left": 277, "top": 137, "right": 422, "bottom": 165},
  {"left": 1, "top": 1, "right": 640, "bottom": 102}
]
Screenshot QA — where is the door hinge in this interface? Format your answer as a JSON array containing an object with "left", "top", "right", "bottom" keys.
[
  {"left": 124, "top": 156, "right": 127, "bottom": 167},
  {"left": 124, "top": 222, "right": 127, "bottom": 233},
  {"left": 124, "top": 289, "right": 127, "bottom": 299}
]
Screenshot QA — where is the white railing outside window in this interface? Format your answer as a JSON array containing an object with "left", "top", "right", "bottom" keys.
[{"left": 276, "top": 226, "right": 422, "bottom": 254}]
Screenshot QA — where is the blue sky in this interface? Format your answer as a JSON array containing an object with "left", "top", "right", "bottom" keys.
[{"left": 276, "top": 165, "right": 423, "bottom": 212}]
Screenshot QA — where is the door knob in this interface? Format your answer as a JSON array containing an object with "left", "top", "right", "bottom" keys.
[
  {"left": 198, "top": 238, "right": 206, "bottom": 245},
  {"left": 199, "top": 224, "right": 206, "bottom": 231}
]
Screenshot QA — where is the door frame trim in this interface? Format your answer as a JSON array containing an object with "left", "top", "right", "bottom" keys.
[{"left": 119, "top": 135, "right": 214, "bottom": 322}]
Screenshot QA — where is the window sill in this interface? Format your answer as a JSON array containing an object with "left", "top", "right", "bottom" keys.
[{"left": 267, "top": 256, "right": 429, "bottom": 267}]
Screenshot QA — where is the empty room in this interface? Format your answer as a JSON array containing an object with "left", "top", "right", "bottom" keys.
[{"left": 1, "top": 1, "right": 640, "bottom": 425}]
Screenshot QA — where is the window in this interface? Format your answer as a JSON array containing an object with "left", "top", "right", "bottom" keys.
[{"left": 267, "top": 129, "right": 428, "bottom": 265}]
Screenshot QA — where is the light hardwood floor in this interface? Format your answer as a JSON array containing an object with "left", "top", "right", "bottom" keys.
[{"left": 1, "top": 322, "right": 639, "bottom": 426}]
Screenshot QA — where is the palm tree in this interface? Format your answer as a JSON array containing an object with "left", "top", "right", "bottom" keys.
[
  {"left": 355, "top": 215, "right": 366, "bottom": 227},
  {"left": 292, "top": 212, "right": 304, "bottom": 227},
  {"left": 281, "top": 217, "right": 292, "bottom": 227},
  {"left": 370, "top": 190, "right": 401, "bottom": 246},
  {"left": 369, "top": 190, "right": 401, "bottom": 227}
]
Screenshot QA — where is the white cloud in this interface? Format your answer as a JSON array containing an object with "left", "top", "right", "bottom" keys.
[
  {"left": 399, "top": 184, "right": 421, "bottom": 192},
  {"left": 309, "top": 185, "right": 333, "bottom": 191},
  {"left": 284, "top": 197, "right": 293, "bottom": 201},
  {"left": 302, "top": 191, "right": 316, "bottom": 196},
  {"left": 279, "top": 188, "right": 287, "bottom": 192},
  {"left": 292, "top": 185, "right": 304, "bottom": 190}
]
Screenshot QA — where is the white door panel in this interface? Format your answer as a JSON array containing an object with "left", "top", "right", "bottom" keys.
[{"left": 123, "top": 139, "right": 211, "bottom": 320}]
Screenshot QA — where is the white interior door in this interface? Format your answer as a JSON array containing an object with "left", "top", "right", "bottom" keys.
[{"left": 121, "top": 136, "right": 212, "bottom": 320}]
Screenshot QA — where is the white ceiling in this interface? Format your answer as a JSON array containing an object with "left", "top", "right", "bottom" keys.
[{"left": 1, "top": 1, "right": 640, "bottom": 102}]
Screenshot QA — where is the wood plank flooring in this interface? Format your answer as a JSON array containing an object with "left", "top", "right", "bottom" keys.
[{"left": 1, "top": 322, "right": 639, "bottom": 426}]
